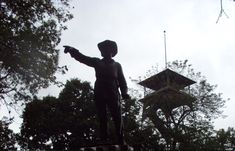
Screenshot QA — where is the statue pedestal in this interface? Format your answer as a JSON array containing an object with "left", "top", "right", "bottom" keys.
[{"left": 79, "top": 144, "right": 134, "bottom": 151}]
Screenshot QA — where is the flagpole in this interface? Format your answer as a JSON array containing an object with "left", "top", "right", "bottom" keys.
[{"left": 164, "top": 30, "right": 167, "bottom": 68}]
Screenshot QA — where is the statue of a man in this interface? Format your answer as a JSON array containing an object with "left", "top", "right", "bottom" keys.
[{"left": 63, "top": 40, "right": 130, "bottom": 145}]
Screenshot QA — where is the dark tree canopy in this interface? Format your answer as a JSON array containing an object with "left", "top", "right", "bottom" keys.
[
  {"left": 20, "top": 79, "right": 97, "bottom": 150},
  {"left": 0, "top": 0, "right": 73, "bottom": 106},
  {"left": 0, "top": 119, "right": 17, "bottom": 151},
  {"left": 214, "top": 127, "right": 235, "bottom": 150}
]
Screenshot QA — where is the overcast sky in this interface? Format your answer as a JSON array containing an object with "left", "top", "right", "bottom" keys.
[{"left": 3, "top": 0, "right": 235, "bottom": 132}]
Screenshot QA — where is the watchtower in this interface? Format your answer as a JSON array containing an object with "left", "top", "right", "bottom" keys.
[{"left": 138, "top": 68, "right": 196, "bottom": 137}]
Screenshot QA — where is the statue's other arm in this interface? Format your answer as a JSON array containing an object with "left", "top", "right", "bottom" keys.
[
  {"left": 64, "top": 46, "right": 99, "bottom": 67},
  {"left": 117, "top": 63, "right": 130, "bottom": 99}
]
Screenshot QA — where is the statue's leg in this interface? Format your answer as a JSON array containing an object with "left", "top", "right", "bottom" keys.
[
  {"left": 108, "top": 95, "right": 124, "bottom": 145},
  {"left": 95, "top": 97, "right": 108, "bottom": 141}
]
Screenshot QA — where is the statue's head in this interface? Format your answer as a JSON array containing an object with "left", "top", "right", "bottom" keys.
[{"left": 98, "top": 40, "right": 118, "bottom": 58}]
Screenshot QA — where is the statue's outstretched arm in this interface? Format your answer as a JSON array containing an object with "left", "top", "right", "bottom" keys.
[{"left": 63, "top": 45, "right": 99, "bottom": 67}]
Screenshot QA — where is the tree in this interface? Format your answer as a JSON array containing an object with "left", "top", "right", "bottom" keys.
[
  {"left": 58, "top": 79, "right": 98, "bottom": 149},
  {"left": 20, "top": 79, "right": 97, "bottom": 150},
  {"left": 0, "top": 118, "right": 17, "bottom": 151},
  {"left": 0, "top": 0, "right": 73, "bottom": 107},
  {"left": 122, "top": 89, "right": 165, "bottom": 151},
  {"left": 213, "top": 127, "right": 235, "bottom": 150},
  {"left": 20, "top": 79, "right": 165, "bottom": 150},
  {"left": 197, "top": 127, "right": 235, "bottom": 150},
  {"left": 139, "top": 60, "right": 227, "bottom": 150},
  {"left": 19, "top": 96, "right": 59, "bottom": 150}
]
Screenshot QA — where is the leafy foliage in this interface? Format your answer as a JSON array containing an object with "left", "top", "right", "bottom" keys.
[
  {"left": 122, "top": 89, "right": 164, "bottom": 150},
  {"left": 20, "top": 79, "right": 96, "bottom": 150},
  {"left": 198, "top": 127, "right": 235, "bottom": 151},
  {"left": 0, "top": 119, "right": 17, "bottom": 151},
  {"left": 0, "top": 0, "right": 73, "bottom": 106},
  {"left": 213, "top": 127, "right": 235, "bottom": 150}
]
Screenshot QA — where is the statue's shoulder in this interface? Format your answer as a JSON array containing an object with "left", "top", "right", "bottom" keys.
[
  {"left": 112, "top": 59, "right": 119, "bottom": 64},
  {"left": 93, "top": 57, "right": 101, "bottom": 61},
  {"left": 114, "top": 61, "right": 122, "bottom": 67},
  {"left": 90, "top": 57, "right": 102, "bottom": 64}
]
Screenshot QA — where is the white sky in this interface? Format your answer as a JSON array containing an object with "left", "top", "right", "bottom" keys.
[{"left": 2, "top": 0, "right": 235, "bottom": 132}]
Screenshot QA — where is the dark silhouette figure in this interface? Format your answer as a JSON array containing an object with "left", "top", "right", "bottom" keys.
[{"left": 63, "top": 40, "right": 130, "bottom": 145}]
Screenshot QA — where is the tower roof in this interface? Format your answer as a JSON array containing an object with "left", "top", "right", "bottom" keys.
[{"left": 139, "top": 68, "right": 196, "bottom": 91}]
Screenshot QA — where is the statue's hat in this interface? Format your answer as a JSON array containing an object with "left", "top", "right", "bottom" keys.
[{"left": 98, "top": 40, "right": 118, "bottom": 57}]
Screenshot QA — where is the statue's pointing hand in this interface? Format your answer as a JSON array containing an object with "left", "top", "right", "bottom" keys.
[{"left": 63, "top": 46, "right": 78, "bottom": 57}]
